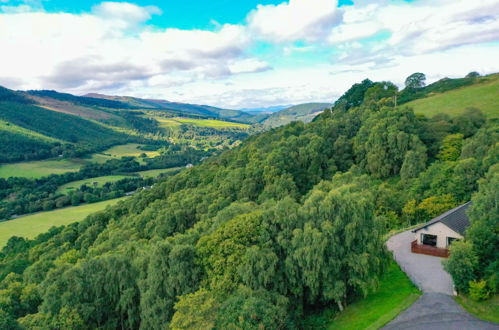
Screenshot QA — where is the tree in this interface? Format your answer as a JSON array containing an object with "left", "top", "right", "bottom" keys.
[
  {"left": 171, "top": 289, "right": 219, "bottom": 330},
  {"left": 437, "top": 134, "right": 463, "bottom": 161},
  {"left": 444, "top": 241, "right": 478, "bottom": 293},
  {"left": 405, "top": 72, "right": 426, "bottom": 89},
  {"left": 465, "top": 71, "right": 480, "bottom": 78}
]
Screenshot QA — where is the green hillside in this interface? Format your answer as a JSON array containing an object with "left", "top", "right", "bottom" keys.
[
  {"left": 1, "top": 80, "right": 496, "bottom": 329},
  {"left": 85, "top": 93, "right": 256, "bottom": 123},
  {"left": 261, "top": 102, "right": 332, "bottom": 128},
  {"left": 405, "top": 74, "right": 499, "bottom": 118}
]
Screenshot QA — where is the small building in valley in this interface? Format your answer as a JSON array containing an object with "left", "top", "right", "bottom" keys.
[{"left": 411, "top": 202, "right": 471, "bottom": 258}]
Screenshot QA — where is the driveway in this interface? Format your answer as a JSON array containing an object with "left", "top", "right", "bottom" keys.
[{"left": 383, "top": 230, "right": 498, "bottom": 330}]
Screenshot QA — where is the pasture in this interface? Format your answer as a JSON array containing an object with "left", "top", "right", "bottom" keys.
[
  {"left": 88, "top": 143, "right": 160, "bottom": 163},
  {"left": 0, "top": 143, "right": 160, "bottom": 179},
  {"left": 151, "top": 116, "right": 249, "bottom": 129},
  {"left": 136, "top": 167, "right": 183, "bottom": 178},
  {"left": 0, "top": 158, "right": 83, "bottom": 179},
  {"left": 0, "top": 197, "right": 127, "bottom": 248},
  {"left": 406, "top": 77, "right": 499, "bottom": 118},
  {"left": 56, "top": 175, "right": 130, "bottom": 194}
]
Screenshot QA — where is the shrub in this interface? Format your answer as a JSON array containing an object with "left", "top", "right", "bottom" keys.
[{"left": 468, "top": 280, "right": 489, "bottom": 301}]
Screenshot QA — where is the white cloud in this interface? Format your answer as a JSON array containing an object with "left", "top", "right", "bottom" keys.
[
  {"left": 248, "top": 0, "right": 342, "bottom": 43},
  {"left": 0, "top": 0, "right": 499, "bottom": 108}
]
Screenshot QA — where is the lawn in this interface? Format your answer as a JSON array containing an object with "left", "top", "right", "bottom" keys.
[
  {"left": 56, "top": 175, "right": 131, "bottom": 194},
  {"left": 0, "top": 197, "right": 127, "bottom": 248},
  {"left": 302, "top": 261, "right": 421, "bottom": 329},
  {"left": 0, "top": 158, "right": 83, "bottom": 179},
  {"left": 455, "top": 294, "right": 499, "bottom": 323},
  {"left": 405, "top": 77, "right": 499, "bottom": 118},
  {"left": 135, "top": 167, "right": 183, "bottom": 178}
]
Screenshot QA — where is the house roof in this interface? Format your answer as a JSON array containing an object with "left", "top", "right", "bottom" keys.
[{"left": 412, "top": 202, "right": 472, "bottom": 235}]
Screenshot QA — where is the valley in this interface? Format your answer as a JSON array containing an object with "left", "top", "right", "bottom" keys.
[{"left": 0, "top": 72, "right": 497, "bottom": 329}]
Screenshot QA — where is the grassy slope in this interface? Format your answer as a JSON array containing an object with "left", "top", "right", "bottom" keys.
[
  {"left": 0, "top": 197, "right": 127, "bottom": 248},
  {"left": 0, "top": 158, "right": 83, "bottom": 179},
  {"left": 0, "top": 120, "right": 62, "bottom": 143},
  {"left": 152, "top": 116, "right": 249, "bottom": 129},
  {"left": 405, "top": 76, "right": 499, "bottom": 118},
  {"left": 88, "top": 143, "right": 160, "bottom": 163},
  {"left": 455, "top": 294, "right": 499, "bottom": 323},
  {"left": 0, "top": 143, "right": 159, "bottom": 179},
  {"left": 56, "top": 175, "right": 131, "bottom": 194},
  {"left": 303, "top": 261, "right": 421, "bottom": 330},
  {"left": 135, "top": 167, "right": 183, "bottom": 178},
  {"left": 262, "top": 103, "right": 332, "bottom": 128}
]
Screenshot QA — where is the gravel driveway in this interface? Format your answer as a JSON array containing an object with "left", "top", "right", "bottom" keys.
[{"left": 383, "top": 230, "right": 498, "bottom": 330}]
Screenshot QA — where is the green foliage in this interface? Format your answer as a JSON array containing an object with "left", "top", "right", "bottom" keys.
[
  {"left": 469, "top": 280, "right": 489, "bottom": 301},
  {"left": 444, "top": 241, "right": 478, "bottom": 293},
  {"left": 404, "top": 72, "right": 426, "bottom": 89},
  {"left": 437, "top": 134, "right": 463, "bottom": 161},
  {"left": 0, "top": 76, "right": 496, "bottom": 329}
]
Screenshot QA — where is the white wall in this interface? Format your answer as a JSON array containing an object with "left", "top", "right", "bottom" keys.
[{"left": 415, "top": 222, "right": 463, "bottom": 249}]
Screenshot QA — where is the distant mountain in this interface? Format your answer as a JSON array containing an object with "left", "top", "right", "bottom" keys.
[
  {"left": 0, "top": 86, "right": 130, "bottom": 163},
  {"left": 240, "top": 105, "right": 294, "bottom": 114},
  {"left": 261, "top": 103, "right": 332, "bottom": 128},
  {"left": 84, "top": 93, "right": 255, "bottom": 123}
]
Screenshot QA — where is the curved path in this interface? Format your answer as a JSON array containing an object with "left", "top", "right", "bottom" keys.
[{"left": 383, "top": 230, "right": 498, "bottom": 330}]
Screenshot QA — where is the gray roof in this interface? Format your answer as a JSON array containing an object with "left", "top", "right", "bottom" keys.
[{"left": 412, "top": 202, "right": 472, "bottom": 235}]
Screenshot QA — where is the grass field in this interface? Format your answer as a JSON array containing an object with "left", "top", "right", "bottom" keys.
[
  {"left": 302, "top": 261, "right": 421, "bottom": 329},
  {"left": 88, "top": 143, "right": 160, "bottom": 163},
  {"left": 406, "top": 77, "right": 499, "bottom": 118},
  {"left": 0, "top": 197, "right": 127, "bottom": 248},
  {"left": 136, "top": 167, "right": 183, "bottom": 178},
  {"left": 455, "top": 294, "right": 499, "bottom": 323},
  {"left": 152, "top": 116, "right": 249, "bottom": 129},
  {"left": 0, "top": 143, "right": 160, "bottom": 179},
  {"left": 56, "top": 175, "right": 131, "bottom": 194},
  {"left": 0, "top": 158, "right": 84, "bottom": 179}
]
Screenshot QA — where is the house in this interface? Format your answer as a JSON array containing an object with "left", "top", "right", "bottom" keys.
[{"left": 411, "top": 202, "right": 471, "bottom": 258}]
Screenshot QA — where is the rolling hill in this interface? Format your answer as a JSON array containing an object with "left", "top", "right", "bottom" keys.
[
  {"left": 402, "top": 73, "right": 499, "bottom": 118},
  {"left": 85, "top": 93, "right": 257, "bottom": 123},
  {"left": 260, "top": 102, "right": 332, "bottom": 128}
]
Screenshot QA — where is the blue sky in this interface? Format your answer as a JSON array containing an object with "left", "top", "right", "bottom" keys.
[{"left": 0, "top": 0, "right": 498, "bottom": 108}]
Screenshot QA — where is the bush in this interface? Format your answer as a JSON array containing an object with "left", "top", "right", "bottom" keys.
[{"left": 468, "top": 280, "right": 489, "bottom": 301}]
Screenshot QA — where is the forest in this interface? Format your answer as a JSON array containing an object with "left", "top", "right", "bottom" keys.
[{"left": 0, "top": 75, "right": 497, "bottom": 329}]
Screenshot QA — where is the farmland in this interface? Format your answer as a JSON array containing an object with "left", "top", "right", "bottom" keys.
[
  {"left": 405, "top": 76, "right": 499, "bottom": 118},
  {"left": 135, "top": 167, "right": 183, "bottom": 178},
  {"left": 0, "top": 143, "right": 160, "bottom": 179},
  {"left": 0, "top": 197, "right": 127, "bottom": 248},
  {"left": 56, "top": 175, "right": 131, "bottom": 194},
  {"left": 152, "top": 116, "right": 250, "bottom": 129}
]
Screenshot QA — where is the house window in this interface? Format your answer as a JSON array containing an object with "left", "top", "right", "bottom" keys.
[
  {"left": 447, "top": 237, "right": 459, "bottom": 247},
  {"left": 421, "top": 233, "right": 437, "bottom": 247}
]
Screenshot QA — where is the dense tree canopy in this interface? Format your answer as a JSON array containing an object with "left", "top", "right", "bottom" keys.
[{"left": 0, "top": 77, "right": 496, "bottom": 328}]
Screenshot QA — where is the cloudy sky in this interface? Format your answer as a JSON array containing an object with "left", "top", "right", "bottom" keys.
[{"left": 1, "top": 0, "right": 499, "bottom": 109}]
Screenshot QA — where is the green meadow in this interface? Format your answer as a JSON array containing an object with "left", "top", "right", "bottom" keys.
[
  {"left": 0, "top": 143, "right": 160, "bottom": 179},
  {"left": 88, "top": 143, "right": 160, "bottom": 163},
  {"left": 135, "top": 167, "right": 183, "bottom": 178},
  {"left": 56, "top": 175, "right": 131, "bottom": 194},
  {"left": 153, "top": 116, "right": 249, "bottom": 129},
  {"left": 0, "top": 158, "right": 84, "bottom": 179},
  {"left": 0, "top": 197, "right": 127, "bottom": 248},
  {"left": 406, "top": 77, "right": 499, "bottom": 118}
]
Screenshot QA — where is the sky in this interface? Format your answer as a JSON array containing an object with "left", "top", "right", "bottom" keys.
[{"left": 1, "top": 0, "right": 499, "bottom": 109}]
